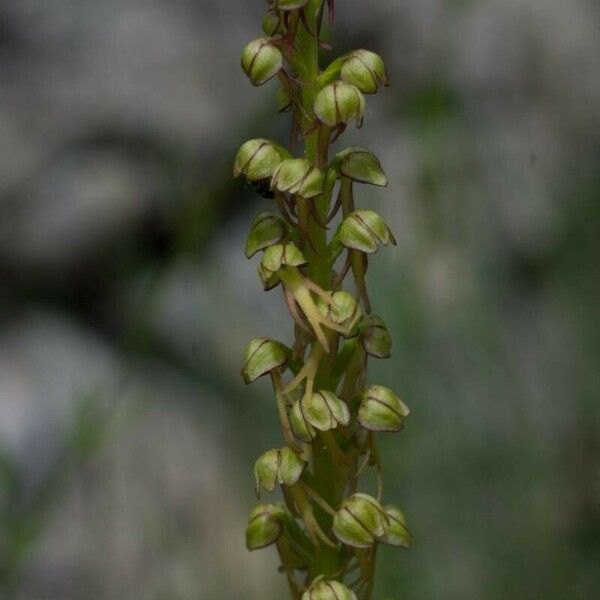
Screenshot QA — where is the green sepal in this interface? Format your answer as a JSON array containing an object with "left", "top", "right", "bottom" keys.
[
  {"left": 333, "top": 493, "right": 386, "bottom": 548},
  {"left": 271, "top": 158, "right": 324, "bottom": 199},
  {"left": 262, "top": 11, "right": 281, "bottom": 36},
  {"left": 302, "top": 578, "right": 358, "bottom": 600},
  {"left": 317, "top": 291, "right": 362, "bottom": 335},
  {"left": 359, "top": 314, "right": 392, "bottom": 359},
  {"left": 234, "top": 138, "right": 291, "bottom": 182},
  {"left": 357, "top": 384, "right": 409, "bottom": 432},
  {"left": 241, "top": 37, "right": 283, "bottom": 86},
  {"left": 333, "top": 147, "right": 388, "bottom": 187},
  {"left": 245, "top": 212, "right": 288, "bottom": 258},
  {"left": 254, "top": 449, "right": 280, "bottom": 493},
  {"left": 341, "top": 49, "right": 389, "bottom": 94},
  {"left": 242, "top": 338, "right": 288, "bottom": 384},
  {"left": 254, "top": 446, "right": 307, "bottom": 495},
  {"left": 261, "top": 242, "right": 307, "bottom": 274},
  {"left": 303, "top": 390, "right": 350, "bottom": 432},
  {"left": 289, "top": 400, "right": 314, "bottom": 442},
  {"left": 277, "top": 86, "right": 292, "bottom": 112},
  {"left": 339, "top": 210, "right": 396, "bottom": 254},
  {"left": 245, "top": 503, "right": 286, "bottom": 550},
  {"left": 313, "top": 82, "right": 366, "bottom": 128},
  {"left": 379, "top": 505, "right": 412, "bottom": 548}
]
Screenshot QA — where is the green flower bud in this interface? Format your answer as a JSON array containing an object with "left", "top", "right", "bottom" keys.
[
  {"left": 261, "top": 242, "right": 307, "bottom": 276},
  {"left": 303, "top": 390, "right": 351, "bottom": 432},
  {"left": 289, "top": 400, "right": 313, "bottom": 442},
  {"left": 242, "top": 338, "right": 288, "bottom": 384},
  {"left": 317, "top": 291, "right": 362, "bottom": 335},
  {"left": 333, "top": 493, "right": 386, "bottom": 548},
  {"left": 313, "top": 82, "right": 366, "bottom": 128},
  {"left": 357, "top": 385, "right": 409, "bottom": 432},
  {"left": 359, "top": 315, "right": 392, "bottom": 359},
  {"left": 234, "top": 138, "right": 289, "bottom": 182},
  {"left": 262, "top": 11, "right": 282, "bottom": 36},
  {"left": 302, "top": 579, "right": 358, "bottom": 600},
  {"left": 271, "top": 158, "right": 324, "bottom": 199},
  {"left": 334, "top": 147, "right": 388, "bottom": 187},
  {"left": 255, "top": 447, "right": 307, "bottom": 494},
  {"left": 341, "top": 49, "right": 389, "bottom": 94},
  {"left": 246, "top": 503, "right": 287, "bottom": 550},
  {"left": 379, "top": 505, "right": 412, "bottom": 548},
  {"left": 245, "top": 212, "right": 288, "bottom": 259},
  {"left": 339, "top": 210, "right": 396, "bottom": 254},
  {"left": 268, "top": 0, "right": 309, "bottom": 10},
  {"left": 241, "top": 37, "right": 284, "bottom": 86}
]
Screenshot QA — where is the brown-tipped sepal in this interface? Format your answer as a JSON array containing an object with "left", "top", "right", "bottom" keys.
[
  {"left": 341, "top": 49, "right": 389, "bottom": 94},
  {"left": 302, "top": 578, "right": 358, "bottom": 600},
  {"left": 379, "top": 504, "right": 412, "bottom": 548},
  {"left": 357, "top": 384, "right": 409, "bottom": 432},
  {"left": 254, "top": 447, "right": 307, "bottom": 494},
  {"left": 234, "top": 139, "right": 290, "bottom": 182},
  {"left": 242, "top": 338, "right": 288, "bottom": 384},
  {"left": 313, "top": 82, "right": 366, "bottom": 128},
  {"left": 332, "top": 493, "right": 386, "bottom": 548},
  {"left": 334, "top": 147, "right": 388, "bottom": 187},
  {"left": 339, "top": 210, "right": 396, "bottom": 254},
  {"left": 241, "top": 37, "right": 284, "bottom": 86},
  {"left": 359, "top": 315, "right": 392, "bottom": 359},
  {"left": 271, "top": 158, "right": 324, "bottom": 199},
  {"left": 245, "top": 213, "right": 288, "bottom": 259},
  {"left": 245, "top": 503, "right": 287, "bottom": 550}
]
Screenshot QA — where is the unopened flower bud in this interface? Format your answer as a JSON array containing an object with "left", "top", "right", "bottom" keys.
[
  {"left": 242, "top": 338, "right": 288, "bottom": 384},
  {"left": 379, "top": 504, "right": 411, "bottom": 548},
  {"left": 317, "top": 291, "right": 361, "bottom": 335},
  {"left": 333, "top": 493, "right": 385, "bottom": 548},
  {"left": 334, "top": 147, "right": 388, "bottom": 187},
  {"left": 339, "top": 210, "right": 396, "bottom": 254},
  {"left": 255, "top": 447, "right": 306, "bottom": 494},
  {"left": 234, "top": 138, "right": 289, "bottom": 182},
  {"left": 313, "top": 81, "right": 365, "bottom": 128},
  {"left": 359, "top": 315, "right": 392, "bottom": 359},
  {"left": 302, "top": 579, "right": 357, "bottom": 600},
  {"left": 357, "top": 385, "right": 409, "bottom": 432},
  {"left": 271, "top": 158, "right": 324, "bottom": 199},
  {"left": 261, "top": 242, "right": 307, "bottom": 276},
  {"left": 268, "top": 0, "right": 309, "bottom": 10},
  {"left": 341, "top": 49, "right": 389, "bottom": 94},
  {"left": 303, "top": 390, "right": 350, "bottom": 432},
  {"left": 241, "top": 37, "right": 283, "bottom": 87},
  {"left": 289, "top": 399, "right": 313, "bottom": 442},
  {"left": 245, "top": 212, "right": 288, "bottom": 259},
  {"left": 246, "top": 503, "right": 286, "bottom": 550}
]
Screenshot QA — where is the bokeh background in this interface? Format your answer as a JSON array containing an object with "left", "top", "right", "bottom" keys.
[{"left": 1, "top": 1, "right": 599, "bottom": 598}]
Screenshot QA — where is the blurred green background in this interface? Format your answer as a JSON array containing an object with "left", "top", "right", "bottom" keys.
[{"left": 1, "top": 1, "right": 599, "bottom": 598}]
